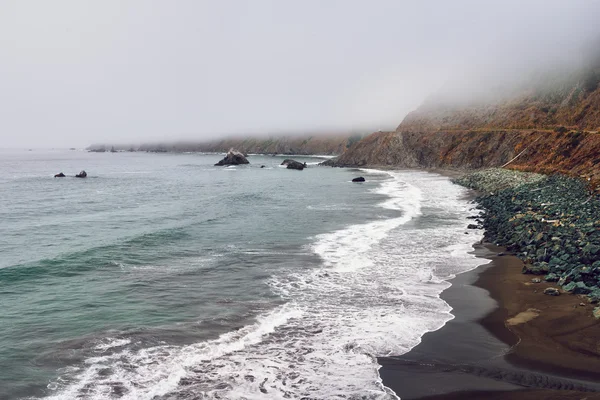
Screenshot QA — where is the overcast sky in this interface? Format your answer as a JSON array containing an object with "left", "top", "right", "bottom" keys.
[{"left": 1, "top": 1, "right": 599, "bottom": 148}]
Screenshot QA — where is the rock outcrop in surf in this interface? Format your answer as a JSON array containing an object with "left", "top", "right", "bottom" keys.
[
  {"left": 281, "top": 159, "right": 306, "bottom": 170},
  {"left": 215, "top": 150, "right": 250, "bottom": 166}
]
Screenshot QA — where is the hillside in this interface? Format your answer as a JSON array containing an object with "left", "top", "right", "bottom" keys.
[
  {"left": 331, "top": 63, "right": 600, "bottom": 190},
  {"left": 88, "top": 134, "right": 362, "bottom": 156}
]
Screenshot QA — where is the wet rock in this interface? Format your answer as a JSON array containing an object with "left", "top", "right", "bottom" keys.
[
  {"left": 215, "top": 150, "right": 249, "bottom": 166},
  {"left": 260, "top": 165, "right": 266, "bottom": 168},
  {"left": 54, "top": 172, "right": 65, "bottom": 177},
  {"left": 467, "top": 224, "right": 481, "bottom": 229},
  {"left": 75, "top": 170, "right": 87, "bottom": 178},
  {"left": 352, "top": 177, "right": 366, "bottom": 182},
  {"left": 281, "top": 159, "right": 306, "bottom": 170},
  {"left": 544, "top": 287, "right": 561, "bottom": 296}
]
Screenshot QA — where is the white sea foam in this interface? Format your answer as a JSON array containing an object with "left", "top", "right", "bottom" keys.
[
  {"left": 38, "top": 170, "right": 483, "bottom": 400},
  {"left": 93, "top": 338, "right": 132, "bottom": 352}
]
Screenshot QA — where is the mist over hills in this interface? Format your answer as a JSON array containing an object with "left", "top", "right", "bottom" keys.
[
  {"left": 331, "top": 50, "right": 600, "bottom": 189},
  {"left": 87, "top": 133, "right": 365, "bottom": 155}
]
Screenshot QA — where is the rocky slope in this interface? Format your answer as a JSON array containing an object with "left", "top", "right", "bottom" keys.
[
  {"left": 454, "top": 168, "right": 600, "bottom": 309},
  {"left": 331, "top": 62, "right": 600, "bottom": 190}
]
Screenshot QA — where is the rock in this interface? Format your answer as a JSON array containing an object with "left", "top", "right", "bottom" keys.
[
  {"left": 281, "top": 159, "right": 306, "bottom": 170},
  {"left": 497, "top": 252, "right": 505, "bottom": 256},
  {"left": 594, "top": 307, "right": 600, "bottom": 319},
  {"left": 467, "top": 224, "right": 481, "bottom": 229},
  {"left": 260, "top": 165, "right": 266, "bottom": 168},
  {"left": 319, "top": 159, "right": 337, "bottom": 167},
  {"left": 543, "top": 287, "right": 560, "bottom": 296},
  {"left": 580, "top": 302, "right": 586, "bottom": 307},
  {"left": 215, "top": 150, "right": 249, "bottom": 166},
  {"left": 562, "top": 281, "right": 592, "bottom": 294},
  {"left": 75, "top": 170, "right": 87, "bottom": 178},
  {"left": 352, "top": 177, "right": 366, "bottom": 182},
  {"left": 522, "top": 263, "right": 548, "bottom": 275},
  {"left": 54, "top": 172, "right": 66, "bottom": 178},
  {"left": 545, "top": 273, "right": 560, "bottom": 282},
  {"left": 531, "top": 278, "right": 542, "bottom": 283}
]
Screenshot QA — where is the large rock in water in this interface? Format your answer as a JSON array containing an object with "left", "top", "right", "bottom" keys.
[
  {"left": 75, "top": 170, "right": 87, "bottom": 178},
  {"left": 352, "top": 177, "right": 365, "bottom": 182},
  {"left": 54, "top": 172, "right": 65, "bottom": 178},
  {"left": 215, "top": 150, "right": 249, "bottom": 166},
  {"left": 281, "top": 159, "right": 306, "bottom": 170}
]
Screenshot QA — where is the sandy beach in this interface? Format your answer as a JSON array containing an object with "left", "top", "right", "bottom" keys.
[{"left": 379, "top": 242, "right": 600, "bottom": 399}]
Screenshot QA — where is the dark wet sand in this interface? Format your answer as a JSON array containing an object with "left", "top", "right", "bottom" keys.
[{"left": 379, "top": 242, "right": 600, "bottom": 400}]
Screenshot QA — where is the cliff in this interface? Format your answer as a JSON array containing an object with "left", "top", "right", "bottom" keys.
[
  {"left": 88, "top": 134, "right": 362, "bottom": 156},
  {"left": 332, "top": 63, "right": 600, "bottom": 189}
]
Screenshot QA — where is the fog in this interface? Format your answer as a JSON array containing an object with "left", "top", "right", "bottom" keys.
[{"left": 1, "top": 0, "right": 599, "bottom": 148}]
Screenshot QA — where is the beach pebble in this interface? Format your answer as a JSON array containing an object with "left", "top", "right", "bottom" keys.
[{"left": 543, "top": 287, "right": 561, "bottom": 296}]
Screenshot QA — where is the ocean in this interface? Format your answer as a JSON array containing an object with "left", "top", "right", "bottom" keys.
[{"left": 0, "top": 149, "right": 483, "bottom": 399}]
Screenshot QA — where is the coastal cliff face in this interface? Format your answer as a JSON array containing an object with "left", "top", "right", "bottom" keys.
[
  {"left": 333, "top": 64, "right": 600, "bottom": 189},
  {"left": 89, "top": 134, "right": 362, "bottom": 156}
]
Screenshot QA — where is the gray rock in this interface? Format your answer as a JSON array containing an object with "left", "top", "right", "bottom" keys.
[
  {"left": 543, "top": 287, "right": 560, "bottom": 296},
  {"left": 215, "top": 150, "right": 249, "bottom": 166}
]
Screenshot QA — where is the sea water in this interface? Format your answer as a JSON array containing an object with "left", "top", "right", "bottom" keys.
[{"left": 0, "top": 149, "right": 483, "bottom": 399}]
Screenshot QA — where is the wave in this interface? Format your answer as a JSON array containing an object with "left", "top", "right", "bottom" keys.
[
  {"left": 0, "top": 226, "right": 196, "bottom": 283},
  {"left": 36, "top": 170, "right": 483, "bottom": 399}
]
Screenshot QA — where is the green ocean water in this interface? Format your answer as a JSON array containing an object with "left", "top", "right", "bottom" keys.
[{"left": 0, "top": 149, "right": 482, "bottom": 399}]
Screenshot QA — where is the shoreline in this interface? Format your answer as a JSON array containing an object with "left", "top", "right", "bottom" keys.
[{"left": 379, "top": 240, "right": 600, "bottom": 399}]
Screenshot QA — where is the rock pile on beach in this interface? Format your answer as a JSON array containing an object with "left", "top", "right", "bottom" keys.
[{"left": 454, "top": 169, "right": 600, "bottom": 304}]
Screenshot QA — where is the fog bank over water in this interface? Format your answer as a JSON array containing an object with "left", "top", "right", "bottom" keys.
[{"left": 1, "top": 0, "right": 599, "bottom": 148}]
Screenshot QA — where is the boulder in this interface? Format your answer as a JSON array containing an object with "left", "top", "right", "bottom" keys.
[
  {"left": 543, "top": 287, "right": 560, "bottom": 296},
  {"left": 215, "top": 150, "right": 249, "bottom": 166},
  {"left": 260, "top": 165, "right": 266, "bottom": 168},
  {"left": 54, "top": 172, "right": 66, "bottom": 178},
  {"left": 281, "top": 159, "right": 306, "bottom": 170},
  {"left": 352, "top": 177, "right": 366, "bottom": 182},
  {"left": 75, "top": 170, "right": 87, "bottom": 178}
]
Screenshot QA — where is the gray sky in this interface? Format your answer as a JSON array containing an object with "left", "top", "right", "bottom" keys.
[{"left": 1, "top": 0, "right": 599, "bottom": 148}]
